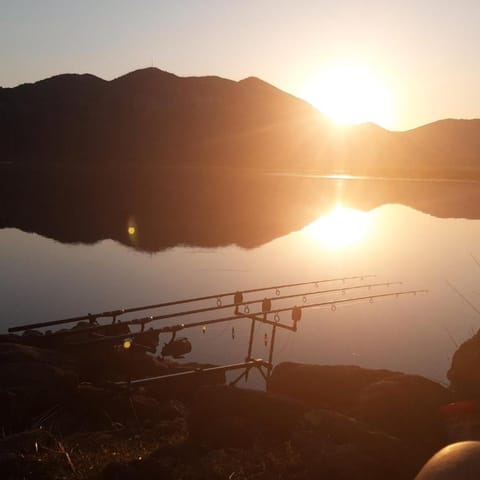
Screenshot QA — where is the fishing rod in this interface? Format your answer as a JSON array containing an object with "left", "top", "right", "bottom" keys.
[
  {"left": 126, "top": 281, "right": 401, "bottom": 328},
  {"left": 26, "top": 281, "right": 398, "bottom": 340},
  {"left": 8, "top": 274, "right": 376, "bottom": 333},
  {"left": 69, "top": 289, "right": 427, "bottom": 347}
]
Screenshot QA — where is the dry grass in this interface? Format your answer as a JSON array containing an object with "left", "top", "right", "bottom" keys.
[{"left": 16, "top": 419, "right": 187, "bottom": 480}]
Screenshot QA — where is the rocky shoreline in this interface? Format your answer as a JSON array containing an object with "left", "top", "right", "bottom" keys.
[{"left": 1, "top": 327, "right": 480, "bottom": 480}]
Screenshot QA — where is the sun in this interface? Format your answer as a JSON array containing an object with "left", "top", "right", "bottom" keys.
[
  {"left": 303, "top": 206, "right": 373, "bottom": 249},
  {"left": 300, "top": 62, "right": 394, "bottom": 128}
]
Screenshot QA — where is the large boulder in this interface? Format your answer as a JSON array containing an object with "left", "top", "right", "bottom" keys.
[
  {"left": 354, "top": 374, "right": 452, "bottom": 435},
  {"left": 353, "top": 373, "right": 452, "bottom": 451},
  {"left": 268, "top": 362, "right": 402, "bottom": 411},
  {"left": 448, "top": 329, "right": 480, "bottom": 399},
  {"left": 268, "top": 362, "right": 451, "bottom": 457}
]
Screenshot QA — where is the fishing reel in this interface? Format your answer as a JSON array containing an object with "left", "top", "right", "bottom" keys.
[{"left": 161, "top": 331, "right": 192, "bottom": 359}]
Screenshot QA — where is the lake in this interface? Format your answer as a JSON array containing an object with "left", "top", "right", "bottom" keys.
[{"left": 2, "top": 170, "right": 480, "bottom": 385}]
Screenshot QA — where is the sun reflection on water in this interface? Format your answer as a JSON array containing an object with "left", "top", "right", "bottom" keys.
[{"left": 303, "top": 205, "right": 373, "bottom": 249}]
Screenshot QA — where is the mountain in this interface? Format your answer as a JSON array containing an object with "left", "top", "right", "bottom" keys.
[
  {"left": 0, "top": 68, "right": 327, "bottom": 170},
  {"left": 1, "top": 67, "right": 479, "bottom": 176},
  {"left": 332, "top": 119, "right": 480, "bottom": 177},
  {"left": 401, "top": 119, "right": 480, "bottom": 174}
]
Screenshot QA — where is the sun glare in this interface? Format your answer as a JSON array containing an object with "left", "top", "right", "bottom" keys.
[
  {"left": 301, "top": 62, "right": 394, "bottom": 128},
  {"left": 304, "top": 206, "right": 373, "bottom": 249}
]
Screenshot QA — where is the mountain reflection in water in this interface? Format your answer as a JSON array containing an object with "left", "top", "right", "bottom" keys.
[{"left": 2, "top": 166, "right": 480, "bottom": 252}]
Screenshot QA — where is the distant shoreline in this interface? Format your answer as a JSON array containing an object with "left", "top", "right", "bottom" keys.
[
  {"left": 3, "top": 161, "right": 480, "bottom": 184},
  {"left": 266, "top": 171, "right": 480, "bottom": 185}
]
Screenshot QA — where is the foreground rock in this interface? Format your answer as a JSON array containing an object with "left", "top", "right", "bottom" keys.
[
  {"left": 448, "top": 328, "right": 480, "bottom": 399},
  {"left": 0, "top": 338, "right": 468, "bottom": 480},
  {"left": 269, "top": 362, "right": 452, "bottom": 454},
  {"left": 267, "top": 362, "right": 399, "bottom": 411},
  {"left": 353, "top": 373, "right": 452, "bottom": 449}
]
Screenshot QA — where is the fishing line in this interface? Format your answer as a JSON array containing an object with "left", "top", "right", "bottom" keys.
[{"left": 447, "top": 280, "right": 480, "bottom": 317}]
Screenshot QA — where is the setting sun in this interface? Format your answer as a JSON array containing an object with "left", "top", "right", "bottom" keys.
[
  {"left": 301, "top": 62, "right": 394, "bottom": 128},
  {"left": 304, "top": 206, "right": 373, "bottom": 249}
]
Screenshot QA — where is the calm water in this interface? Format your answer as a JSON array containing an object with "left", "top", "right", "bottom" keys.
[{"left": 2, "top": 175, "right": 480, "bottom": 384}]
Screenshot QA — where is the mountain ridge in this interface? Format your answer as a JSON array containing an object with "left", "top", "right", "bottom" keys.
[{"left": 1, "top": 67, "right": 479, "bottom": 177}]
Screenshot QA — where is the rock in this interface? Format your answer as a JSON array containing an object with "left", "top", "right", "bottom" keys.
[
  {"left": 353, "top": 373, "right": 452, "bottom": 448},
  {"left": 268, "top": 362, "right": 400, "bottom": 411},
  {"left": 448, "top": 329, "right": 480, "bottom": 399},
  {"left": 268, "top": 362, "right": 451, "bottom": 447},
  {"left": 415, "top": 441, "right": 480, "bottom": 480},
  {"left": 189, "top": 384, "right": 305, "bottom": 447},
  {"left": 268, "top": 362, "right": 451, "bottom": 469}
]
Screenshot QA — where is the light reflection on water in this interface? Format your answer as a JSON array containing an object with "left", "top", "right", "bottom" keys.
[
  {"left": 1, "top": 201, "right": 480, "bottom": 384},
  {"left": 303, "top": 206, "right": 373, "bottom": 249}
]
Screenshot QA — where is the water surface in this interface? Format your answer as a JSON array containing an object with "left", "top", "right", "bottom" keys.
[{"left": 1, "top": 174, "right": 480, "bottom": 384}]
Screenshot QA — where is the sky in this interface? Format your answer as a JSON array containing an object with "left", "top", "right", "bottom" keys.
[{"left": 1, "top": 0, "right": 480, "bottom": 131}]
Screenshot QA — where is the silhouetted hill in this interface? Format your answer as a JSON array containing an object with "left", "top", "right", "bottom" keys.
[
  {"left": 1, "top": 67, "right": 479, "bottom": 176},
  {"left": 0, "top": 68, "right": 326, "bottom": 170},
  {"left": 314, "top": 118, "right": 480, "bottom": 178},
  {"left": 402, "top": 119, "right": 480, "bottom": 173}
]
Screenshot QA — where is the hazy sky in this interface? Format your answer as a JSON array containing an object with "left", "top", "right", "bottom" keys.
[{"left": 1, "top": 0, "right": 479, "bottom": 130}]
